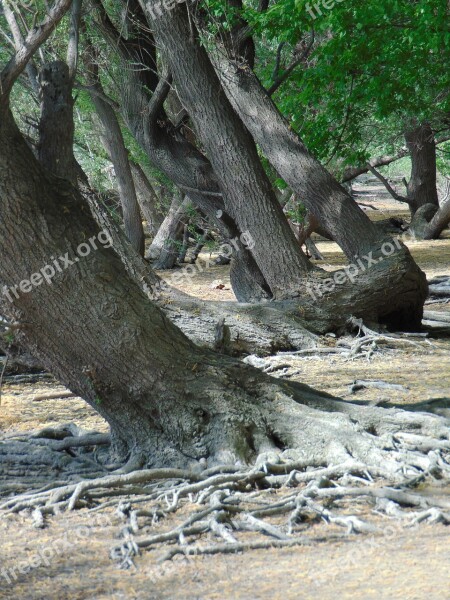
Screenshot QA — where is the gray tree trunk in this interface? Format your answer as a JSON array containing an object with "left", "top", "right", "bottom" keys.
[
  {"left": 130, "top": 161, "right": 164, "bottom": 237},
  {"left": 1, "top": 109, "right": 442, "bottom": 472},
  {"left": 405, "top": 123, "right": 439, "bottom": 216},
  {"left": 146, "top": 4, "right": 312, "bottom": 299},
  {"left": 86, "top": 59, "right": 145, "bottom": 256}
]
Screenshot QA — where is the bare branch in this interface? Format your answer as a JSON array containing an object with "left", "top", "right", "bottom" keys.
[
  {"left": 342, "top": 135, "right": 450, "bottom": 183},
  {"left": 0, "top": 0, "right": 72, "bottom": 100},
  {"left": 368, "top": 166, "right": 409, "bottom": 204},
  {"left": 67, "top": 0, "right": 83, "bottom": 81},
  {"left": 268, "top": 31, "right": 315, "bottom": 97},
  {"left": 1, "top": 0, "right": 40, "bottom": 95}
]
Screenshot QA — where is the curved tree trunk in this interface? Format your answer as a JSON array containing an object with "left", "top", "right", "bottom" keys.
[{"left": 206, "top": 47, "right": 426, "bottom": 326}]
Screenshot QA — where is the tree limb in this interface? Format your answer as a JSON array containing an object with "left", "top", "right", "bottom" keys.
[
  {"left": 268, "top": 32, "right": 315, "bottom": 97},
  {"left": 0, "top": 0, "right": 72, "bottom": 100},
  {"left": 368, "top": 166, "right": 409, "bottom": 204},
  {"left": 1, "top": 0, "right": 40, "bottom": 95},
  {"left": 67, "top": 0, "right": 83, "bottom": 82}
]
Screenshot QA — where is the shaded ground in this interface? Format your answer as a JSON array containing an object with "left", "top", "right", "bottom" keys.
[{"left": 0, "top": 185, "right": 449, "bottom": 599}]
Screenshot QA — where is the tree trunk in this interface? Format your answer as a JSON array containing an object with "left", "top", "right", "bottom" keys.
[
  {"left": 92, "top": 0, "right": 272, "bottom": 302},
  {"left": 405, "top": 123, "right": 439, "bottom": 216},
  {"left": 1, "top": 108, "right": 446, "bottom": 472},
  {"left": 86, "top": 63, "right": 145, "bottom": 256},
  {"left": 206, "top": 49, "right": 427, "bottom": 326},
  {"left": 130, "top": 161, "right": 164, "bottom": 237},
  {"left": 211, "top": 51, "right": 382, "bottom": 259},
  {"left": 143, "top": 4, "right": 313, "bottom": 299},
  {"left": 147, "top": 193, "right": 190, "bottom": 268},
  {"left": 38, "top": 61, "right": 78, "bottom": 186}
]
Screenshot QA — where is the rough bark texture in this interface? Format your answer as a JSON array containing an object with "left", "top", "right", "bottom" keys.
[
  {"left": 130, "top": 161, "right": 164, "bottom": 237},
  {"left": 38, "top": 61, "right": 78, "bottom": 186},
  {"left": 0, "top": 104, "right": 443, "bottom": 473},
  {"left": 211, "top": 51, "right": 382, "bottom": 259},
  {"left": 405, "top": 124, "right": 439, "bottom": 215},
  {"left": 93, "top": 0, "right": 271, "bottom": 302},
  {"left": 88, "top": 83, "right": 145, "bottom": 256}
]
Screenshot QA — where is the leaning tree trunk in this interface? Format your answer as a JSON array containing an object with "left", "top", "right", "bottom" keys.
[
  {"left": 206, "top": 47, "right": 427, "bottom": 326},
  {"left": 405, "top": 123, "right": 439, "bottom": 216},
  {"left": 1, "top": 108, "right": 447, "bottom": 473},
  {"left": 86, "top": 58, "right": 145, "bottom": 256},
  {"left": 147, "top": 192, "right": 190, "bottom": 268},
  {"left": 130, "top": 161, "right": 164, "bottom": 237},
  {"left": 143, "top": 4, "right": 426, "bottom": 327},
  {"left": 142, "top": 3, "right": 313, "bottom": 299},
  {"left": 92, "top": 0, "right": 273, "bottom": 302}
]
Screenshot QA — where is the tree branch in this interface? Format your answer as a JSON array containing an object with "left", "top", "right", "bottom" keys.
[
  {"left": 267, "top": 32, "right": 314, "bottom": 97},
  {"left": 1, "top": 0, "right": 40, "bottom": 95},
  {"left": 67, "top": 0, "right": 83, "bottom": 82},
  {"left": 368, "top": 166, "right": 409, "bottom": 204},
  {"left": 342, "top": 135, "right": 450, "bottom": 183},
  {"left": 0, "top": 0, "right": 72, "bottom": 100}
]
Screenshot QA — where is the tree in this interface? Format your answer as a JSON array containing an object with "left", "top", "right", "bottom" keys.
[
  {"left": 136, "top": 0, "right": 427, "bottom": 329},
  {"left": 0, "top": 0, "right": 447, "bottom": 478},
  {"left": 243, "top": 0, "right": 450, "bottom": 236}
]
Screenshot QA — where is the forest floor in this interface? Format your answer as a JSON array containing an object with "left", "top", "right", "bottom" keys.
[{"left": 0, "top": 184, "right": 449, "bottom": 599}]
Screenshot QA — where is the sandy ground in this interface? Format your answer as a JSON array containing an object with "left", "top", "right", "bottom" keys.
[{"left": 0, "top": 190, "right": 449, "bottom": 600}]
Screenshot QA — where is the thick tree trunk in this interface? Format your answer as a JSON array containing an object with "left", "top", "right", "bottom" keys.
[
  {"left": 405, "top": 123, "right": 439, "bottom": 216},
  {"left": 1, "top": 109, "right": 446, "bottom": 472},
  {"left": 204, "top": 49, "right": 428, "bottom": 326},
  {"left": 211, "top": 51, "right": 382, "bottom": 259},
  {"left": 92, "top": 0, "right": 272, "bottom": 302}
]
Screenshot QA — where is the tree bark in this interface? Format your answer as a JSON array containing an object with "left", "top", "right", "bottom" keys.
[
  {"left": 211, "top": 51, "right": 382, "bottom": 259},
  {"left": 0, "top": 109, "right": 443, "bottom": 471},
  {"left": 130, "top": 161, "right": 164, "bottom": 237},
  {"left": 405, "top": 123, "right": 439, "bottom": 216},
  {"left": 38, "top": 61, "right": 78, "bottom": 186},
  {"left": 148, "top": 193, "right": 190, "bottom": 269},
  {"left": 92, "top": 0, "right": 271, "bottom": 302}
]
